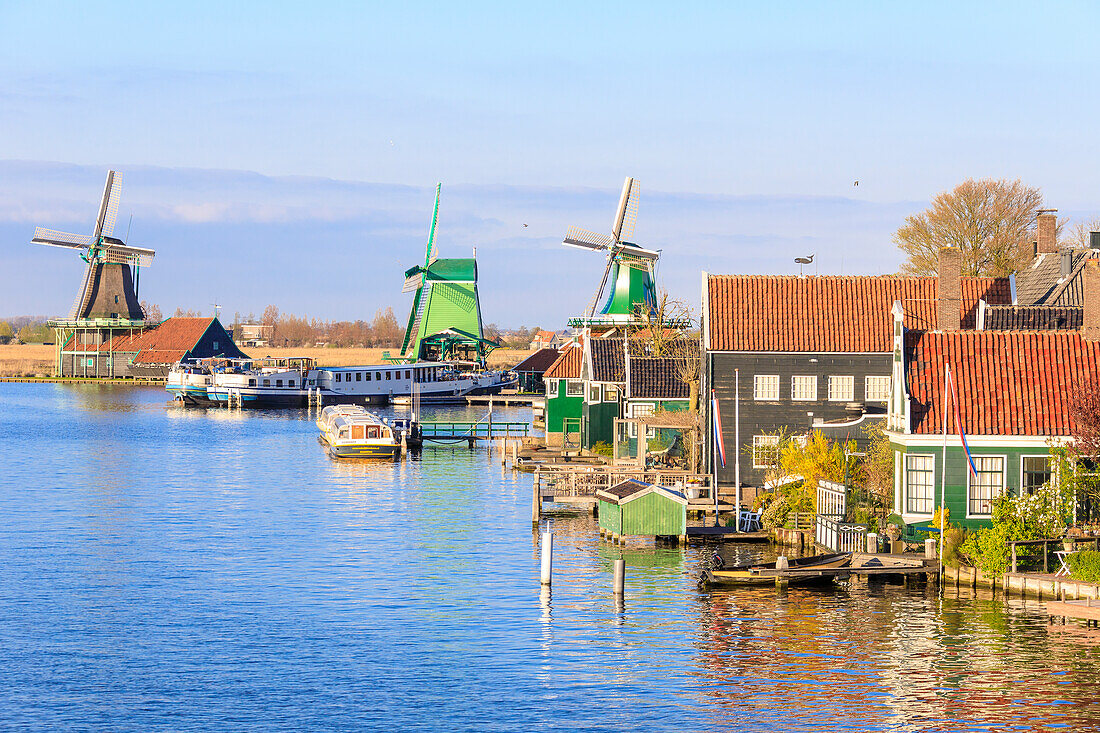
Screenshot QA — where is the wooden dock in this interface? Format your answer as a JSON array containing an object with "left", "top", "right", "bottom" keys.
[
  {"left": 1047, "top": 599, "right": 1100, "bottom": 626},
  {"left": 0, "top": 376, "right": 164, "bottom": 385},
  {"left": 419, "top": 420, "right": 530, "bottom": 447},
  {"left": 465, "top": 395, "right": 543, "bottom": 407},
  {"left": 686, "top": 527, "right": 769, "bottom": 542}
]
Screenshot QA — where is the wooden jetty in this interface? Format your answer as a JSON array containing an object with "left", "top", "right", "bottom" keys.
[
  {"left": 531, "top": 465, "right": 727, "bottom": 521},
  {"left": 465, "top": 394, "right": 543, "bottom": 407},
  {"left": 419, "top": 419, "right": 530, "bottom": 448},
  {"left": 0, "top": 376, "right": 164, "bottom": 385},
  {"left": 1047, "top": 598, "right": 1100, "bottom": 627}
]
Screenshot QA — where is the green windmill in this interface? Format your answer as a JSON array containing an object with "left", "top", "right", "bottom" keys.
[
  {"left": 563, "top": 176, "right": 662, "bottom": 328},
  {"left": 397, "top": 184, "right": 493, "bottom": 364}
]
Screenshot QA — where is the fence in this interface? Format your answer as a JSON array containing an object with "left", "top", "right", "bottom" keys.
[
  {"left": 533, "top": 466, "right": 711, "bottom": 502},
  {"left": 814, "top": 479, "right": 867, "bottom": 552}
]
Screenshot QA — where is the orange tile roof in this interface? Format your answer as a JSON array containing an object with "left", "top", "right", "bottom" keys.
[
  {"left": 906, "top": 330, "right": 1100, "bottom": 435},
  {"left": 706, "top": 275, "right": 1010, "bottom": 352},
  {"left": 544, "top": 342, "right": 583, "bottom": 379},
  {"left": 96, "top": 317, "right": 245, "bottom": 364}
]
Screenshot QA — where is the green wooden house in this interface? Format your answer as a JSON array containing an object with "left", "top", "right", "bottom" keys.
[
  {"left": 597, "top": 479, "right": 688, "bottom": 540},
  {"left": 544, "top": 342, "right": 584, "bottom": 448},
  {"left": 580, "top": 337, "right": 627, "bottom": 449},
  {"left": 885, "top": 298, "right": 1100, "bottom": 530}
]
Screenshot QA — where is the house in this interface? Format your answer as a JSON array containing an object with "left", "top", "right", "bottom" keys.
[
  {"left": 596, "top": 479, "right": 689, "bottom": 541},
  {"left": 511, "top": 347, "right": 560, "bottom": 393},
  {"left": 236, "top": 323, "right": 273, "bottom": 347},
  {"left": 701, "top": 248, "right": 1013, "bottom": 492},
  {"left": 529, "top": 330, "right": 561, "bottom": 350},
  {"left": 885, "top": 262, "right": 1100, "bottom": 528},
  {"left": 81, "top": 317, "right": 249, "bottom": 379},
  {"left": 579, "top": 337, "right": 627, "bottom": 450},
  {"left": 543, "top": 340, "right": 584, "bottom": 447}
]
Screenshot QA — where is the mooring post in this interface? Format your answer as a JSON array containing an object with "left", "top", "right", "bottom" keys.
[
  {"left": 867, "top": 532, "right": 878, "bottom": 554},
  {"left": 540, "top": 530, "right": 553, "bottom": 586},
  {"left": 531, "top": 473, "right": 541, "bottom": 525},
  {"left": 1011, "top": 544, "right": 1017, "bottom": 574},
  {"left": 613, "top": 558, "right": 625, "bottom": 596},
  {"left": 925, "top": 538, "right": 936, "bottom": 560}
]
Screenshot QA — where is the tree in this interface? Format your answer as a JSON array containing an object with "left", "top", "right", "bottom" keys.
[
  {"left": 895, "top": 178, "right": 1049, "bottom": 276},
  {"left": 0, "top": 321, "right": 13, "bottom": 344},
  {"left": 140, "top": 301, "right": 162, "bottom": 322},
  {"left": 370, "top": 307, "right": 403, "bottom": 347},
  {"left": 1063, "top": 217, "right": 1100, "bottom": 249}
]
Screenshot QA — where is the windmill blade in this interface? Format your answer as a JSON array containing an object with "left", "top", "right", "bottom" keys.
[
  {"left": 563, "top": 226, "right": 614, "bottom": 251},
  {"left": 613, "top": 241, "right": 661, "bottom": 261},
  {"left": 92, "top": 170, "right": 121, "bottom": 240},
  {"left": 402, "top": 272, "right": 423, "bottom": 293},
  {"left": 424, "top": 183, "right": 441, "bottom": 266},
  {"left": 32, "top": 227, "right": 93, "bottom": 249},
  {"left": 100, "top": 242, "right": 155, "bottom": 267},
  {"left": 102, "top": 171, "right": 122, "bottom": 237},
  {"left": 588, "top": 250, "right": 617, "bottom": 319},
  {"left": 611, "top": 177, "right": 639, "bottom": 243}
]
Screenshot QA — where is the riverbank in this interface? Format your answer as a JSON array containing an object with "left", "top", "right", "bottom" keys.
[{"left": 0, "top": 344, "right": 531, "bottom": 377}]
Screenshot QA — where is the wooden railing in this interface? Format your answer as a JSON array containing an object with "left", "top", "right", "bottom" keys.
[{"left": 533, "top": 466, "right": 711, "bottom": 501}]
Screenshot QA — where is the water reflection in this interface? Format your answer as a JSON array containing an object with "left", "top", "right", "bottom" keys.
[{"left": 3, "top": 383, "right": 1100, "bottom": 731}]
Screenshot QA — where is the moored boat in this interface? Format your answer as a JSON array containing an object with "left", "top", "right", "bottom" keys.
[
  {"left": 702, "top": 552, "right": 852, "bottom": 587},
  {"left": 317, "top": 407, "right": 400, "bottom": 459}
]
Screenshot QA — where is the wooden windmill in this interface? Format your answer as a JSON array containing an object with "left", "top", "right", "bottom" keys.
[
  {"left": 32, "top": 170, "right": 155, "bottom": 321},
  {"left": 562, "top": 176, "right": 661, "bottom": 327}
]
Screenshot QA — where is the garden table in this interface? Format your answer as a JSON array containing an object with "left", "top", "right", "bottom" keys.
[{"left": 1054, "top": 549, "right": 1077, "bottom": 578}]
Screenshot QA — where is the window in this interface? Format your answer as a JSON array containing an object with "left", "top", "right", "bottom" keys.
[
  {"left": 604, "top": 386, "right": 619, "bottom": 401},
  {"left": 351, "top": 425, "right": 364, "bottom": 440},
  {"left": 754, "top": 375, "right": 779, "bottom": 401},
  {"left": 276, "top": 379, "right": 283, "bottom": 387},
  {"left": 405, "top": 370, "right": 411, "bottom": 380},
  {"left": 114, "top": 295, "right": 119, "bottom": 304},
  {"left": 828, "top": 376, "right": 854, "bottom": 402},
  {"left": 752, "top": 435, "right": 780, "bottom": 469},
  {"left": 249, "top": 379, "right": 256, "bottom": 387},
  {"left": 632, "top": 403, "right": 655, "bottom": 418},
  {"left": 791, "top": 376, "right": 817, "bottom": 401},
  {"left": 367, "top": 426, "right": 379, "bottom": 439},
  {"left": 335, "top": 374, "right": 341, "bottom": 382},
  {"left": 288, "top": 380, "right": 295, "bottom": 388},
  {"left": 566, "top": 380, "right": 584, "bottom": 397},
  {"left": 263, "top": 379, "right": 271, "bottom": 386},
  {"left": 356, "top": 372, "right": 362, "bottom": 382},
  {"left": 546, "top": 379, "right": 557, "bottom": 396},
  {"left": 968, "top": 456, "right": 1005, "bottom": 516},
  {"left": 366, "top": 372, "right": 372, "bottom": 381},
  {"left": 1021, "top": 456, "right": 1052, "bottom": 495},
  {"left": 588, "top": 384, "right": 602, "bottom": 402},
  {"left": 386, "top": 371, "right": 391, "bottom": 380},
  {"left": 213, "top": 341, "right": 219, "bottom": 350},
  {"left": 905, "top": 454, "right": 935, "bottom": 514},
  {"left": 865, "top": 376, "right": 891, "bottom": 402}
]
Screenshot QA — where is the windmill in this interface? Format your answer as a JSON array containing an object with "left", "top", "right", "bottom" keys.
[
  {"left": 398, "top": 184, "right": 486, "bottom": 363},
  {"left": 31, "top": 170, "right": 155, "bottom": 321},
  {"left": 562, "top": 176, "right": 661, "bottom": 327}
]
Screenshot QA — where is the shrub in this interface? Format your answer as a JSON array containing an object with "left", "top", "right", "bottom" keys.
[
  {"left": 1067, "top": 551, "right": 1100, "bottom": 583},
  {"left": 591, "top": 441, "right": 613, "bottom": 458},
  {"left": 960, "top": 478, "right": 1074, "bottom": 574},
  {"left": 760, "top": 495, "right": 790, "bottom": 530}
]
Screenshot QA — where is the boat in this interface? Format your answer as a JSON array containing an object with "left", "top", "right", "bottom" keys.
[
  {"left": 702, "top": 552, "right": 852, "bottom": 587},
  {"left": 317, "top": 406, "right": 400, "bottom": 459},
  {"left": 166, "top": 360, "right": 215, "bottom": 403}
]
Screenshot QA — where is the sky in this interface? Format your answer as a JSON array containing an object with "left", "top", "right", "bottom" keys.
[{"left": 3, "top": 1, "right": 1100, "bottom": 325}]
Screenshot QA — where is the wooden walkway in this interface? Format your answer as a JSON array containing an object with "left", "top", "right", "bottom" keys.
[
  {"left": 1048, "top": 599, "right": 1100, "bottom": 626},
  {"left": 465, "top": 395, "right": 543, "bottom": 406},
  {"left": 0, "top": 376, "right": 164, "bottom": 385}
]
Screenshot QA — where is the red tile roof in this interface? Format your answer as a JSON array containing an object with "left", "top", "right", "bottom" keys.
[
  {"left": 544, "top": 342, "right": 583, "bottom": 379},
  {"left": 96, "top": 317, "right": 244, "bottom": 364},
  {"left": 906, "top": 330, "right": 1100, "bottom": 435},
  {"left": 706, "top": 275, "right": 1011, "bottom": 352}
]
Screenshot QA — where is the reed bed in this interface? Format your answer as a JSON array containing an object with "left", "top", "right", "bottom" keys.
[{"left": 0, "top": 344, "right": 55, "bottom": 377}]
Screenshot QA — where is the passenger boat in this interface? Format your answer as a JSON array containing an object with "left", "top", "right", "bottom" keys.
[
  {"left": 316, "top": 406, "right": 400, "bottom": 459},
  {"left": 166, "top": 361, "right": 214, "bottom": 403},
  {"left": 702, "top": 552, "right": 852, "bottom": 587}
]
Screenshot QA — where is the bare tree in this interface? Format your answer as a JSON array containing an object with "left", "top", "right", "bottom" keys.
[
  {"left": 628, "top": 291, "right": 692, "bottom": 357},
  {"left": 1063, "top": 217, "right": 1100, "bottom": 249},
  {"left": 140, "top": 301, "right": 162, "bottom": 322},
  {"left": 895, "top": 178, "right": 1051, "bottom": 276}
]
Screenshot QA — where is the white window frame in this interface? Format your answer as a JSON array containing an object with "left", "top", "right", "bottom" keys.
[
  {"left": 604, "top": 385, "right": 620, "bottom": 402},
  {"left": 588, "top": 383, "right": 602, "bottom": 403},
  {"left": 827, "top": 375, "right": 854, "bottom": 402},
  {"left": 752, "top": 435, "right": 780, "bottom": 469},
  {"left": 566, "top": 380, "right": 584, "bottom": 397},
  {"left": 1020, "top": 455, "right": 1053, "bottom": 496},
  {"left": 967, "top": 455, "right": 1006, "bottom": 518},
  {"left": 753, "top": 374, "right": 779, "bottom": 401},
  {"left": 905, "top": 453, "right": 935, "bottom": 516},
  {"left": 791, "top": 375, "right": 817, "bottom": 402},
  {"left": 865, "top": 375, "right": 891, "bottom": 402},
  {"left": 546, "top": 378, "right": 557, "bottom": 396}
]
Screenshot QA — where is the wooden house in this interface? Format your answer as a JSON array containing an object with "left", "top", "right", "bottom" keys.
[
  {"left": 886, "top": 262, "right": 1100, "bottom": 528},
  {"left": 701, "top": 249, "right": 1012, "bottom": 491},
  {"left": 78, "top": 317, "right": 248, "bottom": 379},
  {"left": 511, "top": 347, "right": 560, "bottom": 393},
  {"left": 543, "top": 341, "right": 584, "bottom": 448},
  {"left": 596, "top": 479, "right": 688, "bottom": 541}
]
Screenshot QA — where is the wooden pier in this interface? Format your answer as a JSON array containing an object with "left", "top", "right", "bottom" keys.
[
  {"left": 1047, "top": 598, "right": 1100, "bottom": 626},
  {"left": 465, "top": 394, "right": 543, "bottom": 407},
  {"left": 419, "top": 420, "right": 530, "bottom": 447}
]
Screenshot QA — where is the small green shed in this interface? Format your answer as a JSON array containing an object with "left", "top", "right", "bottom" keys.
[{"left": 597, "top": 479, "right": 688, "bottom": 541}]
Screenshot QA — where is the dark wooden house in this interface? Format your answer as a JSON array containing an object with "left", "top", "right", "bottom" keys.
[
  {"left": 511, "top": 347, "right": 560, "bottom": 393},
  {"left": 81, "top": 316, "right": 248, "bottom": 379}
]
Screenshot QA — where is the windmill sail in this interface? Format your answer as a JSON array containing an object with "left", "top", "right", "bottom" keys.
[
  {"left": 611, "top": 177, "right": 639, "bottom": 243},
  {"left": 32, "top": 228, "right": 93, "bottom": 249},
  {"left": 425, "top": 183, "right": 441, "bottom": 265}
]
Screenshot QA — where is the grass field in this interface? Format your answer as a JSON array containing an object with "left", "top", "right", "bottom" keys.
[{"left": 0, "top": 344, "right": 533, "bottom": 377}]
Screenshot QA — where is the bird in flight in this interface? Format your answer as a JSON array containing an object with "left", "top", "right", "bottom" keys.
[
  {"left": 853, "top": 180, "right": 859, "bottom": 186},
  {"left": 523, "top": 223, "right": 528, "bottom": 227}
]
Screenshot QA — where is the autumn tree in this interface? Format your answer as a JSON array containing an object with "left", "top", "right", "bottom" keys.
[
  {"left": 0, "top": 321, "right": 13, "bottom": 344},
  {"left": 140, "top": 301, "right": 162, "bottom": 322},
  {"left": 895, "top": 178, "right": 1050, "bottom": 276},
  {"left": 370, "top": 307, "right": 403, "bottom": 347}
]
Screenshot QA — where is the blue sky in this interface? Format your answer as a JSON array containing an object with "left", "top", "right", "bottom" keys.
[{"left": 3, "top": 2, "right": 1100, "bottom": 324}]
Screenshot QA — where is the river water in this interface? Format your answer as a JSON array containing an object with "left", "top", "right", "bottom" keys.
[{"left": 1, "top": 383, "right": 1099, "bottom": 731}]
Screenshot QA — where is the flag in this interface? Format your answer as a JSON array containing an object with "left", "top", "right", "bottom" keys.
[
  {"left": 712, "top": 396, "right": 727, "bottom": 468},
  {"left": 947, "top": 366, "right": 977, "bottom": 476}
]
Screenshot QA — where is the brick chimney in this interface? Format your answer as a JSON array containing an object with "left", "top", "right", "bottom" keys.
[
  {"left": 1084, "top": 260, "right": 1100, "bottom": 341},
  {"left": 1037, "top": 209, "right": 1058, "bottom": 254},
  {"left": 937, "top": 246, "right": 962, "bottom": 332}
]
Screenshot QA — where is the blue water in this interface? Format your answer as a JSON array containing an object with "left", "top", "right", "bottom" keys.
[{"left": 1, "top": 383, "right": 1099, "bottom": 731}]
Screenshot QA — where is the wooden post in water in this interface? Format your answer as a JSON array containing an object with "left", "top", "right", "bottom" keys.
[
  {"left": 613, "top": 558, "right": 625, "bottom": 596},
  {"left": 1011, "top": 544, "right": 1017, "bottom": 574},
  {"left": 531, "top": 472, "right": 541, "bottom": 525},
  {"left": 540, "top": 531, "right": 553, "bottom": 585}
]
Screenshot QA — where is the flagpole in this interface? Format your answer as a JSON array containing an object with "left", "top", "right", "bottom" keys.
[
  {"left": 734, "top": 368, "right": 741, "bottom": 532},
  {"left": 938, "top": 363, "right": 950, "bottom": 588}
]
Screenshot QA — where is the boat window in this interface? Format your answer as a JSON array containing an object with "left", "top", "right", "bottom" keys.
[
  {"left": 386, "top": 371, "right": 391, "bottom": 380},
  {"left": 336, "top": 373, "right": 341, "bottom": 382},
  {"left": 263, "top": 379, "right": 270, "bottom": 386},
  {"left": 367, "top": 426, "right": 379, "bottom": 439},
  {"left": 351, "top": 425, "right": 365, "bottom": 440},
  {"left": 405, "top": 370, "right": 411, "bottom": 380},
  {"left": 249, "top": 379, "right": 256, "bottom": 387},
  {"left": 338, "top": 429, "right": 348, "bottom": 439},
  {"left": 276, "top": 379, "right": 283, "bottom": 387},
  {"left": 288, "top": 380, "right": 295, "bottom": 387},
  {"left": 366, "top": 372, "right": 372, "bottom": 381},
  {"left": 356, "top": 372, "right": 362, "bottom": 382}
]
